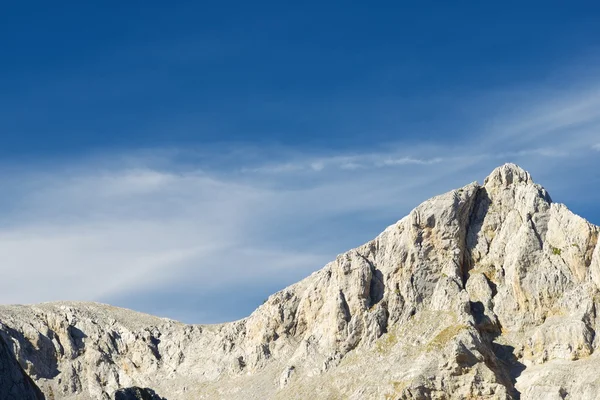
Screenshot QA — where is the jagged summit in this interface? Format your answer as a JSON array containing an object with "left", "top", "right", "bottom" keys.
[
  {"left": 484, "top": 163, "right": 533, "bottom": 187},
  {"left": 0, "top": 164, "right": 598, "bottom": 399}
]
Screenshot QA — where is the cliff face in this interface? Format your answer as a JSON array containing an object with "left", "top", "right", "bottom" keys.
[{"left": 0, "top": 164, "right": 599, "bottom": 399}]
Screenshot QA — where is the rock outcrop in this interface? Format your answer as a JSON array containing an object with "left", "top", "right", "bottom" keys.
[
  {"left": 113, "top": 387, "right": 166, "bottom": 400},
  {"left": 0, "top": 164, "right": 598, "bottom": 399},
  {"left": 0, "top": 334, "right": 44, "bottom": 399}
]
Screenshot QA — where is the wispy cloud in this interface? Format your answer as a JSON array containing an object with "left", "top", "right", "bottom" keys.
[
  {"left": 0, "top": 154, "right": 475, "bottom": 322},
  {"left": 241, "top": 154, "right": 444, "bottom": 174},
  {"left": 0, "top": 81, "right": 599, "bottom": 323}
]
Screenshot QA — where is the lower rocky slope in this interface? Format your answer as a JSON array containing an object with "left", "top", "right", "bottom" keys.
[{"left": 1, "top": 164, "right": 599, "bottom": 399}]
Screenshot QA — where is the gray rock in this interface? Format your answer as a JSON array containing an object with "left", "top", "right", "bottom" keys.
[
  {"left": 114, "top": 387, "right": 166, "bottom": 400},
  {"left": 0, "top": 163, "right": 598, "bottom": 399},
  {"left": 0, "top": 334, "right": 44, "bottom": 400}
]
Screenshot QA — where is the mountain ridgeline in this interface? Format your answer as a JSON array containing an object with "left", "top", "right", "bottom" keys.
[{"left": 0, "top": 164, "right": 599, "bottom": 399}]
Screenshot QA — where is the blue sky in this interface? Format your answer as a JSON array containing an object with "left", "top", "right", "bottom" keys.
[{"left": 1, "top": 2, "right": 599, "bottom": 323}]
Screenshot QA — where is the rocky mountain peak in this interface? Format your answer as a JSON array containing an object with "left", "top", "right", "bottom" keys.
[
  {"left": 0, "top": 164, "right": 598, "bottom": 399},
  {"left": 484, "top": 162, "right": 534, "bottom": 188}
]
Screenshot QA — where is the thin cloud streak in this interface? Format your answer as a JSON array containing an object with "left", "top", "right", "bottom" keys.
[
  {"left": 481, "top": 86, "right": 600, "bottom": 150},
  {"left": 0, "top": 81, "right": 599, "bottom": 323},
  {"left": 238, "top": 146, "right": 569, "bottom": 177}
]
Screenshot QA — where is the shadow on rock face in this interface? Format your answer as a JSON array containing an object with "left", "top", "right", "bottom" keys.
[
  {"left": 492, "top": 342, "right": 526, "bottom": 399},
  {"left": 114, "top": 387, "right": 167, "bottom": 400},
  {"left": 1, "top": 325, "right": 59, "bottom": 380},
  {"left": 0, "top": 335, "right": 45, "bottom": 400}
]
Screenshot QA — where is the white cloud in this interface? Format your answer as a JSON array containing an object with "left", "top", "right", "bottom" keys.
[
  {"left": 1, "top": 82, "right": 600, "bottom": 323},
  {"left": 480, "top": 86, "right": 600, "bottom": 150},
  {"left": 0, "top": 156, "right": 475, "bottom": 313},
  {"left": 239, "top": 154, "right": 448, "bottom": 175},
  {"left": 593, "top": 143, "right": 600, "bottom": 151},
  {"left": 377, "top": 157, "right": 444, "bottom": 167}
]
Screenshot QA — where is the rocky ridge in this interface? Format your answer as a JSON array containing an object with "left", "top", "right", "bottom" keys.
[{"left": 0, "top": 164, "right": 599, "bottom": 399}]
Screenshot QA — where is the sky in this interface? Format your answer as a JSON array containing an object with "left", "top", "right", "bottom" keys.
[{"left": 1, "top": 2, "right": 599, "bottom": 323}]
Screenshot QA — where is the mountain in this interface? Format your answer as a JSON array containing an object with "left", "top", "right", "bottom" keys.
[{"left": 0, "top": 164, "right": 598, "bottom": 399}]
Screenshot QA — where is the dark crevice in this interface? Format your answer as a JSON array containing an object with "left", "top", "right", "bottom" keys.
[
  {"left": 114, "top": 387, "right": 167, "bottom": 400},
  {"left": 585, "top": 231, "right": 599, "bottom": 269},
  {"left": 559, "top": 387, "right": 568, "bottom": 399},
  {"left": 469, "top": 313, "right": 525, "bottom": 399},
  {"left": 1, "top": 326, "right": 59, "bottom": 380},
  {"left": 469, "top": 301, "right": 499, "bottom": 334},
  {"left": 469, "top": 297, "right": 525, "bottom": 397},
  {"left": 464, "top": 187, "right": 525, "bottom": 399},
  {"left": 379, "top": 302, "right": 390, "bottom": 335},
  {"left": 463, "top": 186, "right": 490, "bottom": 285},
  {"left": 488, "top": 340, "right": 526, "bottom": 399},
  {"left": 338, "top": 291, "right": 351, "bottom": 323},
  {"left": 488, "top": 276, "right": 498, "bottom": 297},
  {"left": 0, "top": 334, "right": 45, "bottom": 399},
  {"left": 107, "top": 331, "right": 120, "bottom": 353},
  {"left": 527, "top": 214, "right": 544, "bottom": 251},
  {"left": 369, "top": 269, "right": 385, "bottom": 306},
  {"left": 356, "top": 252, "right": 385, "bottom": 307},
  {"left": 68, "top": 326, "right": 87, "bottom": 353},
  {"left": 148, "top": 335, "right": 161, "bottom": 361}
]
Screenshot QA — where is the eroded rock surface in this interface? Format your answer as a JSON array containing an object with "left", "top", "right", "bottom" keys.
[
  {"left": 0, "top": 164, "right": 598, "bottom": 399},
  {"left": 0, "top": 335, "right": 44, "bottom": 400},
  {"left": 114, "top": 387, "right": 166, "bottom": 400}
]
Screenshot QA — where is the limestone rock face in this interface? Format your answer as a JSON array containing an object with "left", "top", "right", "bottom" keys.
[
  {"left": 0, "top": 163, "right": 598, "bottom": 399},
  {"left": 113, "top": 387, "right": 166, "bottom": 400},
  {"left": 0, "top": 335, "right": 44, "bottom": 400}
]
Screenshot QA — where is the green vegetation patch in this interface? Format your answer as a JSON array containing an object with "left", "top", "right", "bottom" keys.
[
  {"left": 375, "top": 332, "right": 399, "bottom": 355},
  {"left": 426, "top": 324, "right": 468, "bottom": 351}
]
